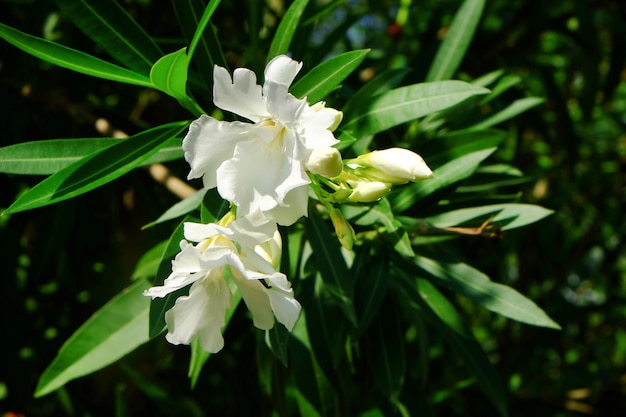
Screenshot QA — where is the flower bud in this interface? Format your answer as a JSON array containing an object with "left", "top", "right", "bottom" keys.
[
  {"left": 353, "top": 148, "right": 433, "bottom": 184},
  {"left": 346, "top": 180, "right": 391, "bottom": 203},
  {"left": 329, "top": 207, "right": 354, "bottom": 250},
  {"left": 311, "top": 102, "right": 343, "bottom": 132},
  {"left": 305, "top": 147, "right": 343, "bottom": 178}
]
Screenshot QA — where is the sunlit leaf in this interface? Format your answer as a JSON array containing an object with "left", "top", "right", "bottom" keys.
[
  {"left": 0, "top": 136, "right": 183, "bottom": 175},
  {"left": 4, "top": 122, "right": 189, "bottom": 214},
  {"left": 291, "top": 49, "right": 369, "bottom": 103},
  {"left": 0, "top": 24, "right": 153, "bottom": 87},
  {"left": 56, "top": 0, "right": 162, "bottom": 74},
  {"left": 424, "top": 203, "right": 554, "bottom": 231},
  {"left": 35, "top": 279, "right": 151, "bottom": 397},
  {"left": 306, "top": 209, "right": 357, "bottom": 325},
  {"left": 267, "top": 0, "right": 310, "bottom": 59},
  {"left": 341, "top": 81, "right": 489, "bottom": 137},
  {"left": 142, "top": 189, "right": 206, "bottom": 230},
  {"left": 467, "top": 97, "right": 545, "bottom": 131},
  {"left": 426, "top": 0, "right": 486, "bottom": 81},
  {"left": 413, "top": 256, "right": 560, "bottom": 328},
  {"left": 131, "top": 241, "right": 168, "bottom": 281},
  {"left": 150, "top": 48, "right": 189, "bottom": 101}
]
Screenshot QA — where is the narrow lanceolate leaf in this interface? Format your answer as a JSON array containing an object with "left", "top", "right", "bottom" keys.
[
  {"left": 467, "top": 97, "right": 545, "bottom": 131},
  {"left": 393, "top": 272, "right": 508, "bottom": 417},
  {"left": 414, "top": 256, "right": 560, "bottom": 329},
  {"left": 55, "top": 0, "right": 163, "bottom": 75},
  {"left": 391, "top": 148, "right": 496, "bottom": 213},
  {"left": 0, "top": 24, "right": 153, "bottom": 87},
  {"left": 0, "top": 136, "right": 183, "bottom": 176},
  {"left": 291, "top": 49, "right": 370, "bottom": 103},
  {"left": 4, "top": 122, "right": 189, "bottom": 214},
  {"left": 426, "top": 0, "right": 486, "bottom": 81},
  {"left": 142, "top": 189, "right": 206, "bottom": 230},
  {"left": 341, "top": 81, "right": 489, "bottom": 137},
  {"left": 369, "top": 303, "right": 405, "bottom": 399},
  {"left": 150, "top": 48, "right": 190, "bottom": 101},
  {"left": 186, "top": 0, "right": 223, "bottom": 62},
  {"left": 267, "top": 0, "right": 310, "bottom": 59},
  {"left": 424, "top": 203, "right": 554, "bottom": 231},
  {"left": 35, "top": 279, "right": 152, "bottom": 397},
  {"left": 422, "top": 129, "right": 506, "bottom": 168},
  {"left": 306, "top": 209, "right": 357, "bottom": 326}
]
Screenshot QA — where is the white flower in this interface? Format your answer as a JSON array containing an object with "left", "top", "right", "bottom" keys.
[
  {"left": 144, "top": 211, "right": 301, "bottom": 353},
  {"left": 183, "top": 55, "right": 343, "bottom": 226},
  {"left": 350, "top": 148, "right": 433, "bottom": 184}
]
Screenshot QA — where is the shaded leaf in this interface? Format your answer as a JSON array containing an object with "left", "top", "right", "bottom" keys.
[
  {"left": 267, "top": 0, "right": 310, "bottom": 59},
  {"left": 393, "top": 272, "right": 508, "bottom": 417},
  {"left": 467, "top": 97, "right": 545, "bottom": 131},
  {"left": 35, "top": 279, "right": 151, "bottom": 397},
  {"left": 426, "top": 0, "right": 486, "bottom": 81},
  {"left": 0, "top": 23, "right": 152, "bottom": 87},
  {"left": 55, "top": 0, "right": 162, "bottom": 74},
  {"left": 131, "top": 241, "right": 168, "bottom": 281},
  {"left": 142, "top": 189, "right": 207, "bottom": 229}
]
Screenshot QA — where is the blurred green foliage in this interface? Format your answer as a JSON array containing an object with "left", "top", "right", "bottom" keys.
[{"left": 1, "top": 0, "right": 625, "bottom": 416}]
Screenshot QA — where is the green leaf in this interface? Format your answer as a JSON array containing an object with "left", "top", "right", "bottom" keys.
[
  {"left": 424, "top": 203, "right": 553, "bottom": 231},
  {"left": 393, "top": 272, "right": 508, "bottom": 417},
  {"left": 369, "top": 302, "right": 405, "bottom": 400},
  {"left": 131, "top": 241, "right": 168, "bottom": 281},
  {"left": 421, "top": 129, "right": 506, "bottom": 168},
  {"left": 0, "top": 136, "right": 183, "bottom": 175},
  {"left": 267, "top": 0, "right": 310, "bottom": 59},
  {"left": 150, "top": 48, "right": 190, "bottom": 101},
  {"left": 352, "top": 246, "right": 390, "bottom": 334},
  {"left": 426, "top": 0, "right": 486, "bottom": 81},
  {"left": 414, "top": 256, "right": 560, "bottom": 329},
  {"left": 291, "top": 49, "right": 370, "bottom": 103},
  {"left": 55, "top": 0, "right": 163, "bottom": 75},
  {"left": 467, "top": 97, "right": 545, "bottom": 130},
  {"left": 186, "top": 0, "right": 223, "bottom": 63},
  {"left": 391, "top": 148, "right": 496, "bottom": 213},
  {"left": 4, "top": 122, "right": 189, "bottom": 214},
  {"left": 342, "top": 67, "right": 411, "bottom": 118},
  {"left": 0, "top": 24, "right": 153, "bottom": 87},
  {"left": 306, "top": 209, "right": 357, "bottom": 326},
  {"left": 266, "top": 324, "right": 291, "bottom": 367},
  {"left": 142, "top": 189, "right": 207, "bottom": 230},
  {"left": 341, "top": 81, "right": 489, "bottom": 137},
  {"left": 35, "top": 279, "right": 151, "bottom": 397}
]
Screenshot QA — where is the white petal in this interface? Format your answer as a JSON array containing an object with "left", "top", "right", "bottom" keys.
[
  {"left": 264, "top": 81, "right": 306, "bottom": 126},
  {"left": 182, "top": 115, "right": 251, "bottom": 189},
  {"left": 216, "top": 138, "right": 309, "bottom": 224},
  {"left": 267, "top": 184, "right": 309, "bottom": 226},
  {"left": 265, "top": 275, "right": 301, "bottom": 331},
  {"left": 164, "top": 271, "right": 232, "bottom": 353},
  {"left": 264, "top": 55, "right": 302, "bottom": 88},
  {"left": 227, "top": 211, "right": 277, "bottom": 247},
  {"left": 213, "top": 65, "right": 269, "bottom": 122},
  {"left": 232, "top": 270, "right": 275, "bottom": 330},
  {"left": 184, "top": 222, "right": 230, "bottom": 243}
]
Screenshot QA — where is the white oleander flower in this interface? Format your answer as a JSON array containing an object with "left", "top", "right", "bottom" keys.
[
  {"left": 183, "top": 55, "right": 343, "bottom": 226},
  {"left": 144, "top": 211, "right": 301, "bottom": 353},
  {"left": 349, "top": 148, "right": 433, "bottom": 185}
]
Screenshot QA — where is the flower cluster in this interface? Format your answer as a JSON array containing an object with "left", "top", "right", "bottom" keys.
[{"left": 145, "top": 55, "right": 433, "bottom": 353}]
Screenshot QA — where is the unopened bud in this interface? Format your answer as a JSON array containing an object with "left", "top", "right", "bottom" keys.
[
  {"left": 353, "top": 148, "right": 433, "bottom": 184},
  {"left": 329, "top": 207, "right": 354, "bottom": 250},
  {"left": 306, "top": 147, "right": 343, "bottom": 178},
  {"left": 347, "top": 180, "right": 391, "bottom": 203}
]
